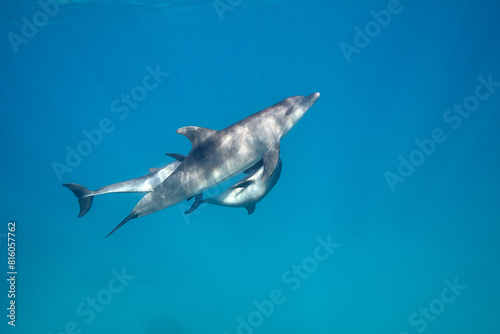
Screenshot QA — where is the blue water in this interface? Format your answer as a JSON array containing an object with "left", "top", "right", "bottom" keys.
[{"left": 1, "top": 0, "right": 500, "bottom": 333}]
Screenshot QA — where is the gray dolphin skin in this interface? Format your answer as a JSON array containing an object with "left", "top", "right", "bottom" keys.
[
  {"left": 63, "top": 153, "right": 185, "bottom": 217},
  {"left": 185, "top": 158, "right": 282, "bottom": 215},
  {"left": 106, "top": 92, "right": 320, "bottom": 237}
]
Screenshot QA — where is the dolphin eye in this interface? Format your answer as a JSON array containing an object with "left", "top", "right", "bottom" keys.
[{"left": 285, "top": 107, "right": 298, "bottom": 116}]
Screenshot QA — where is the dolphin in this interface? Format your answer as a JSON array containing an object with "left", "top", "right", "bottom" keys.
[
  {"left": 185, "top": 158, "right": 282, "bottom": 215},
  {"left": 63, "top": 153, "right": 185, "bottom": 217},
  {"left": 106, "top": 92, "right": 320, "bottom": 237}
]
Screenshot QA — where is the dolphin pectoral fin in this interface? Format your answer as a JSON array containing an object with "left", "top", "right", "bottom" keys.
[
  {"left": 245, "top": 204, "right": 256, "bottom": 215},
  {"left": 185, "top": 193, "right": 204, "bottom": 214},
  {"left": 63, "top": 183, "right": 94, "bottom": 217},
  {"left": 176, "top": 126, "right": 217, "bottom": 147},
  {"left": 262, "top": 142, "right": 280, "bottom": 182},
  {"left": 243, "top": 160, "right": 263, "bottom": 174},
  {"left": 105, "top": 213, "right": 138, "bottom": 238},
  {"left": 165, "top": 153, "right": 186, "bottom": 162},
  {"left": 230, "top": 179, "right": 255, "bottom": 190}
]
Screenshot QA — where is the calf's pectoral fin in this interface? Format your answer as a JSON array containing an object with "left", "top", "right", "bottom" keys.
[
  {"left": 185, "top": 193, "right": 204, "bottom": 214},
  {"left": 262, "top": 142, "right": 280, "bottom": 182}
]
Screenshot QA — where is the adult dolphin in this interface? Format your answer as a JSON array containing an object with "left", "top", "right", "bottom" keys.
[
  {"left": 63, "top": 153, "right": 185, "bottom": 217},
  {"left": 185, "top": 158, "right": 282, "bottom": 215},
  {"left": 106, "top": 92, "right": 320, "bottom": 237}
]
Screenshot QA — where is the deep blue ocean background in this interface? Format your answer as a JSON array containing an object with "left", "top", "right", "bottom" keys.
[{"left": 1, "top": 0, "right": 500, "bottom": 333}]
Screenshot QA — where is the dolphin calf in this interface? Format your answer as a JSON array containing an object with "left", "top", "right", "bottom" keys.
[
  {"left": 64, "top": 153, "right": 185, "bottom": 217},
  {"left": 185, "top": 158, "right": 282, "bottom": 215},
  {"left": 106, "top": 92, "right": 320, "bottom": 237}
]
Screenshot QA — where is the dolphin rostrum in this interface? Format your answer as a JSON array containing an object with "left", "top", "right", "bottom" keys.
[
  {"left": 185, "top": 158, "right": 282, "bottom": 215},
  {"left": 106, "top": 93, "right": 320, "bottom": 237},
  {"left": 64, "top": 153, "right": 185, "bottom": 217}
]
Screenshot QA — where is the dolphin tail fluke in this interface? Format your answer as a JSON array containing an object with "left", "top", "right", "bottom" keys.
[
  {"left": 63, "top": 183, "right": 94, "bottom": 217},
  {"left": 185, "top": 193, "right": 204, "bottom": 214},
  {"left": 105, "top": 213, "right": 138, "bottom": 238}
]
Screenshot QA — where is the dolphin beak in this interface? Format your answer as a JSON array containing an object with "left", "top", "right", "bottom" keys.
[{"left": 299, "top": 92, "right": 320, "bottom": 109}]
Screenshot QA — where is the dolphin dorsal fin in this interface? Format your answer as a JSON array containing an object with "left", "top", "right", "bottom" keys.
[
  {"left": 245, "top": 204, "right": 256, "bottom": 215},
  {"left": 176, "top": 126, "right": 217, "bottom": 147}
]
